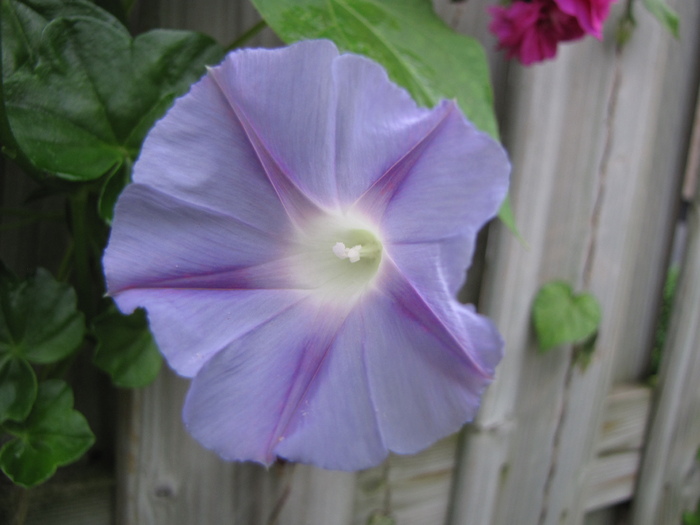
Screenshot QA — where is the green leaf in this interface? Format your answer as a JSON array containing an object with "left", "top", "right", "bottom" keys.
[
  {"left": 251, "top": 0, "right": 498, "bottom": 138},
  {"left": 498, "top": 194, "right": 522, "bottom": 240},
  {"left": 0, "top": 0, "right": 118, "bottom": 167},
  {"left": 367, "top": 513, "right": 395, "bottom": 525},
  {"left": 1, "top": 0, "right": 119, "bottom": 75},
  {"left": 0, "top": 265, "right": 85, "bottom": 364},
  {"left": 93, "top": 306, "right": 162, "bottom": 388},
  {"left": 0, "top": 379, "right": 94, "bottom": 487},
  {"left": 1, "top": 0, "right": 224, "bottom": 180},
  {"left": 0, "top": 356, "right": 37, "bottom": 423},
  {"left": 642, "top": 0, "right": 679, "bottom": 38},
  {"left": 532, "top": 281, "right": 601, "bottom": 352},
  {"left": 684, "top": 511, "right": 700, "bottom": 525},
  {"left": 97, "top": 159, "right": 129, "bottom": 224}
]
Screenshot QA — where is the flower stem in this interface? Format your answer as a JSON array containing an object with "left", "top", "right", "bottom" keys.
[
  {"left": 226, "top": 20, "right": 267, "bottom": 52},
  {"left": 69, "top": 189, "right": 94, "bottom": 319}
]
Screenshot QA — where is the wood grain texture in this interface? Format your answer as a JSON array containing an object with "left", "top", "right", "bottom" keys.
[
  {"left": 631, "top": 82, "right": 700, "bottom": 525},
  {"left": 595, "top": 385, "right": 651, "bottom": 455}
]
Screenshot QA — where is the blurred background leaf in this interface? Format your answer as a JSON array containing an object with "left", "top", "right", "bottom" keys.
[{"left": 93, "top": 306, "right": 162, "bottom": 388}]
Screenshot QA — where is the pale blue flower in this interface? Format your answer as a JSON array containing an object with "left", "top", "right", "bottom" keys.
[{"left": 104, "top": 40, "right": 510, "bottom": 470}]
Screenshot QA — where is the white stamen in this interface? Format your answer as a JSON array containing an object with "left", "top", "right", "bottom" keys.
[{"left": 332, "top": 242, "right": 363, "bottom": 263}]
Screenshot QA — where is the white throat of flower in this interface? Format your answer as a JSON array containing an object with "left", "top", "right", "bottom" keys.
[{"left": 292, "top": 214, "right": 384, "bottom": 303}]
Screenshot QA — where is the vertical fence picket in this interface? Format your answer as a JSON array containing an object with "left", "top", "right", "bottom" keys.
[{"left": 631, "top": 83, "right": 700, "bottom": 525}]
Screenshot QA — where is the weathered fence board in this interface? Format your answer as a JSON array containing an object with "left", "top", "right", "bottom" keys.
[{"left": 631, "top": 80, "right": 700, "bottom": 524}]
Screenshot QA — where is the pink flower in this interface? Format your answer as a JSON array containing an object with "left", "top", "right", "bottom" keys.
[
  {"left": 488, "top": 0, "right": 617, "bottom": 64},
  {"left": 488, "top": 0, "right": 598, "bottom": 65},
  {"left": 555, "top": 0, "right": 614, "bottom": 38}
]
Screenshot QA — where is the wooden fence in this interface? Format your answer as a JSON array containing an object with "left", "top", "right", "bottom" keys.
[{"left": 2, "top": 0, "right": 699, "bottom": 523}]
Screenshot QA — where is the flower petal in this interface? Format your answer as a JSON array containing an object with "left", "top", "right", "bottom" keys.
[
  {"left": 207, "top": 40, "right": 340, "bottom": 209},
  {"left": 274, "top": 307, "right": 387, "bottom": 470},
  {"left": 182, "top": 299, "right": 363, "bottom": 465},
  {"left": 387, "top": 235, "right": 473, "bottom": 298},
  {"left": 115, "top": 288, "right": 307, "bottom": 377},
  {"left": 132, "top": 71, "right": 290, "bottom": 233},
  {"left": 332, "top": 54, "right": 448, "bottom": 206},
  {"left": 354, "top": 102, "right": 509, "bottom": 243},
  {"left": 104, "top": 184, "right": 290, "bottom": 295},
  {"left": 555, "top": 0, "right": 610, "bottom": 38},
  {"left": 362, "top": 268, "right": 502, "bottom": 453}
]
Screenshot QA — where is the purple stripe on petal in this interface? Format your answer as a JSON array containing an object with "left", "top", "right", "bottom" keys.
[
  {"left": 379, "top": 109, "right": 510, "bottom": 244},
  {"left": 183, "top": 299, "right": 356, "bottom": 465},
  {"left": 133, "top": 73, "right": 290, "bottom": 232},
  {"left": 378, "top": 257, "right": 500, "bottom": 379},
  {"left": 332, "top": 54, "right": 443, "bottom": 206},
  {"left": 275, "top": 306, "right": 387, "bottom": 469},
  {"left": 104, "top": 184, "right": 290, "bottom": 295},
  {"left": 351, "top": 101, "right": 455, "bottom": 220},
  {"left": 115, "top": 254, "right": 315, "bottom": 292},
  {"left": 207, "top": 41, "right": 341, "bottom": 209},
  {"left": 209, "top": 67, "right": 327, "bottom": 226},
  {"left": 114, "top": 288, "right": 308, "bottom": 377},
  {"left": 358, "top": 287, "right": 501, "bottom": 453}
]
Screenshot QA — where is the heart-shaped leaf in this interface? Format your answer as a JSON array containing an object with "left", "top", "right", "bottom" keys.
[
  {"left": 532, "top": 281, "right": 601, "bottom": 352},
  {"left": 0, "top": 379, "right": 94, "bottom": 487},
  {"left": 93, "top": 306, "right": 162, "bottom": 388},
  {"left": 1, "top": 0, "right": 223, "bottom": 180},
  {"left": 0, "top": 265, "right": 85, "bottom": 364}
]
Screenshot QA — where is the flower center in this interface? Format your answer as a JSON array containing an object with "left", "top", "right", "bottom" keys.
[
  {"left": 292, "top": 217, "right": 384, "bottom": 304},
  {"left": 331, "top": 228, "right": 383, "bottom": 264}
]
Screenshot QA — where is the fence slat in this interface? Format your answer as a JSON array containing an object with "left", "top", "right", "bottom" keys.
[{"left": 631, "top": 82, "right": 700, "bottom": 525}]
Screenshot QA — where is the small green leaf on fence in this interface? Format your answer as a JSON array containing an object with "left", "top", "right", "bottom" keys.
[
  {"left": 93, "top": 306, "right": 162, "bottom": 388},
  {"left": 367, "top": 513, "right": 395, "bottom": 525},
  {"left": 642, "top": 0, "right": 679, "bottom": 38},
  {"left": 0, "top": 265, "right": 85, "bottom": 364},
  {"left": 532, "top": 281, "right": 601, "bottom": 352},
  {"left": 0, "top": 380, "right": 94, "bottom": 487},
  {"left": 684, "top": 503, "right": 700, "bottom": 525},
  {"left": 574, "top": 331, "right": 598, "bottom": 371}
]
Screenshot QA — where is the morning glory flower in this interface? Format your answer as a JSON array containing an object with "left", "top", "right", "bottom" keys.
[{"left": 103, "top": 40, "right": 510, "bottom": 470}]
